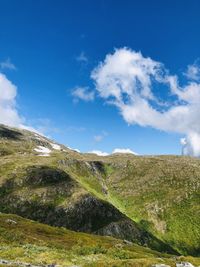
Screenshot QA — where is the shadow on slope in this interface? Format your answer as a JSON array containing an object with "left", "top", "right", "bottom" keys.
[{"left": 0, "top": 125, "right": 23, "bottom": 140}]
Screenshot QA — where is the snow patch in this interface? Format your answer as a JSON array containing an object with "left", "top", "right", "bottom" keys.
[
  {"left": 50, "top": 143, "right": 61, "bottom": 150},
  {"left": 34, "top": 146, "right": 51, "bottom": 156}
]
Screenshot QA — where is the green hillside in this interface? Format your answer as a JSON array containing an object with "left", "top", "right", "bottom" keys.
[
  {"left": 69, "top": 154, "right": 200, "bottom": 256},
  {"left": 0, "top": 212, "right": 199, "bottom": 267},
  {"left": 0, "top": 124, "right": 199, "bottom": 265}
]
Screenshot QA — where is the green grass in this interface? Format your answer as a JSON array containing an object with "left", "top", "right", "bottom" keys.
[
  {"left": 74, "top": 155, "right": 200, "bottom": 256},
  {"left": 0, "top": 212, "right": 199, "bottom": 267},
  {"left": 0, "top": 125, "right": 200, "bottom": 260}
]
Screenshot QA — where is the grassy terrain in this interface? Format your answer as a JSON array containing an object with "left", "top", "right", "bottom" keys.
[
  {"left": 0, "top": 212, "right": 200, "bottom": 267},
  {"left": 0, "top": 126, "right": 174, "bottom": 253},
  {"left": 0, "top": 124, "right": 200, "bottom": 261},
  {"left": 71, "top": 155, "right": 200, "bottom": 256}
]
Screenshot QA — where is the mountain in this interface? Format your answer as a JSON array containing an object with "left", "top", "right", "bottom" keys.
[{"left": 0, "top": 124, "right": 199, "bottom": 266}]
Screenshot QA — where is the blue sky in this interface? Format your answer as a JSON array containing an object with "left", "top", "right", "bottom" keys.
[{"left": 1, "top": 0, "right": 200, "bottom": 155}]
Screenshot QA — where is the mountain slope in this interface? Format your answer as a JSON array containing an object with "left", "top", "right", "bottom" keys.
[
  {"left": 70, "top": 154, "right": 200, "bottom": 256},
  {"left": 0, "top": 212, "right": 183, "bottom": 267},
  {"left": 0, "top": 124, "right": 199, "bottom": 257},
  {"left": 0, "top": 125, "right": 173, "bottom": 254}
]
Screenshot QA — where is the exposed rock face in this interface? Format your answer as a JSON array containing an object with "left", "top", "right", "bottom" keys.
[
  {"left": 96, "top": 219, "right": 149, "bottom": 244},
  {"left": 53, "top": 194, "right": 123, "bottom": 232},
  {"left": 25, "top": 166, "right": 73, "bottom": 186}
]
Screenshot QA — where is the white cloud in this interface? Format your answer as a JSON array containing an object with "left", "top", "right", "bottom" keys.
[
  {"left": 91, "top": 47, "right": 200, "bottom": 157},
  {"left": 0, "top": 73, "right": 24, "bottom": 127},
  {"left": 185, "top": 62, "right": 200, "bottom": 81},
  {"left": 0, "top": 58, "right": 16, "bottom": 70},
  {"left": 94, "top": 135, "right": 103, "bottom": 142},
  {"left": 76, "top": 52, "right": 88, "bottom": 63},
  {"left": 88, "top": 150, "right": 109, "bottom": 156},
  {"left": 94, "top": 131, "right": 108, "bottom": 142},
  {"left": 92, "top": 48, "right": 160, "bottom": 102},
  {"left": 72, "top": 86, "right": 95, "bottom": 102},
  {"left": 181, "top": 133, "right": 200, "bottom": 157},
  {"left": 0, "top": 72, "right": 45, "bottom": 135},
  {"left": 88, "top": 148, "right": 138, "bottom": 156},
  {"left": 112, "top": 148, "right": 137, "bottom": 155}
]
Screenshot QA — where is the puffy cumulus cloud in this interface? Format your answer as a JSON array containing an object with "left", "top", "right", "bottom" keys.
[
  {"left": 92, "top": 48, "right": 161, "bottom": 102},
  {"left": 0, "top": 72, "right": 41, "bottom": 134},
  {"left": 72, "top": 86, "right": 95, "bottom": 102},
  {"left": 0, "top": 73, "right": 24, "bottom": 127},
  {"left": 112, "top": 148, "right": 137, "bottom": 155},
  {"left": 91, "top": 48, "right": 200, "bottom": 157}
]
